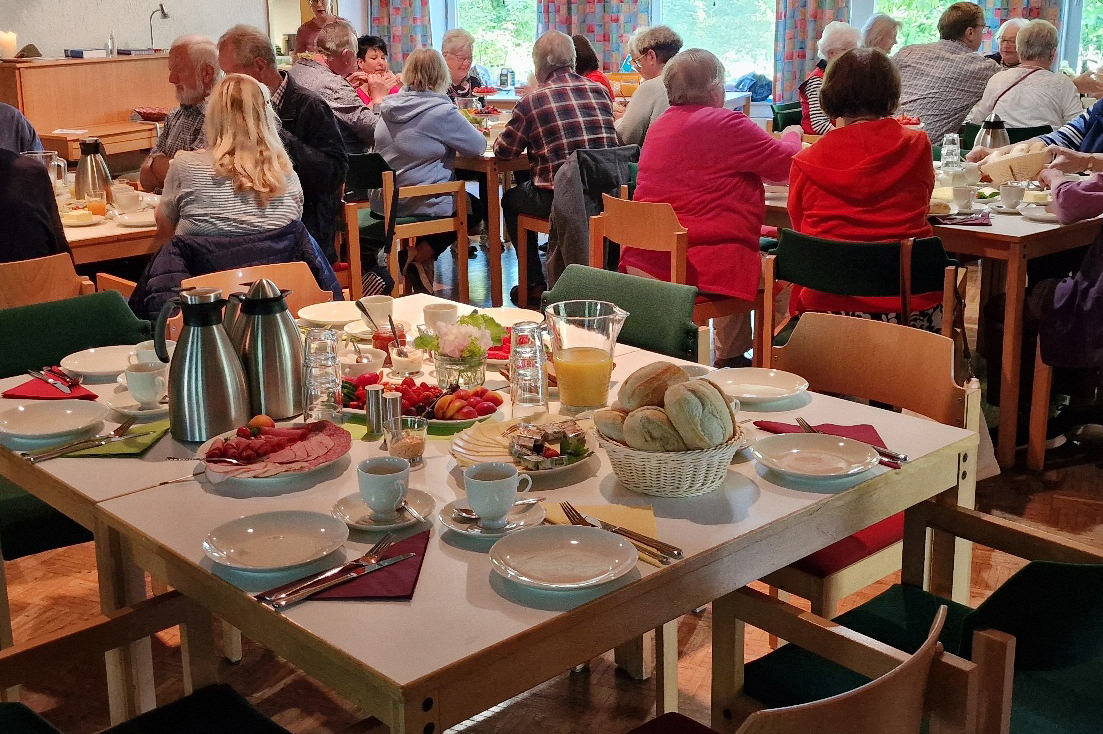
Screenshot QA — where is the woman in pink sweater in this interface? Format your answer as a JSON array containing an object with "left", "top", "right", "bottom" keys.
[{"left": 621, "top": 48, "right": 802, "bottom": 362}]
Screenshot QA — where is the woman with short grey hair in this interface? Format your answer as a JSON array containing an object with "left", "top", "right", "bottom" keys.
[
  {"left": 969, "top": 19, "right": 1081, "bottom": 130},
  {"left": 799, "top": 21, "right": 859, "bottom": 135},
  {"left": 860, "top": 13, "right": 901, "bottom": 54},
  {"left": 615, "top": 25, "right": 683, "bottom": 145},
  {"left": 986, "top": 18, "right": 1029, "bottom": 67},
  {"left": 441, "top": 28, "right": 483, "bottom": 99}
]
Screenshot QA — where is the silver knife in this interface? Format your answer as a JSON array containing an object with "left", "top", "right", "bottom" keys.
[
  {"left": 26, "top": 432, "right": 154, "bottom": 464},
  {"left": 268, "top": 553, "right": 416, "bottom": 609},
  {"left": 26, "top": 369, "right": 72, "bottom": 394},
  {"left": 582, "top": 514, "right": 684, "bottom": 560}
]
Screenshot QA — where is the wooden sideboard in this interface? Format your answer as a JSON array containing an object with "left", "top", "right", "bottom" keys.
[{"left": 0, "top": 55, "right": 177, "bottom": 160}]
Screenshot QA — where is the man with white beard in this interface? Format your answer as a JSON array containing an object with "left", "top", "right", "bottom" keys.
[{"left": 140, "top": 35, "right": 222, "bottom": 192}]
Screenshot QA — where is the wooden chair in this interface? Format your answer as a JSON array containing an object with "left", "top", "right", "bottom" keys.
[
  {"left": 589, "top": 193, "right": 766, "bottom": 365},
  {"left": 343, "top": 153, "right": 469, "bottom": 303},
  {"left": 758, "top": 313, "right": 981, "bottom": 623},
  {"left": 0, "top": 254, "right": 94, "bottom": 308},
  {"left": 181, "top": 262, "right": 333, "bottom": 316},
  {"left": 514, "top": 214, "right": 550, "bottom": 308}
]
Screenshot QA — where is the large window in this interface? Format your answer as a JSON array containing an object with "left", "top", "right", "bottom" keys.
[
  {"left": 659, "top": 0, "right": 775, "bottom": 80},
  {"left": 871, "top": 0, "right": 951, "bottom": 48},
  {"left": 456, "top": 0, "right": 537, "bottom": 80},
  {"left": 1081, "top": 1, "right": 1103, "bottom": 71}
]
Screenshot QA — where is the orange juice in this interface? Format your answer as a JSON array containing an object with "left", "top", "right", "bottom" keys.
[
  {"left": 86, "top": 200, "right": 107, "bottom": 216},
  {"left": 554, "top": 346, "right": 613, "bottom": 409}
]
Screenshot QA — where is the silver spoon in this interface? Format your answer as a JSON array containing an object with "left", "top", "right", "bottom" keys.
[
  {"left": 350, "top": 338, "right": 371, "bottom": 364},
  {"left": 452, "top": 497, "right": 545, "bottom": 522},
  {"left": 388, "top": 315, "right": 409, "bottom": 358},
  {"left": 354, "top": 300, "right": 379, "bottom": 331}
]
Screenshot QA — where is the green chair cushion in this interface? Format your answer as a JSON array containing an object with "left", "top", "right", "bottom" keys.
[
  {"left": 105, "top": 684, "right": 292, "bottom": 734},
  {"left": 0, "top": 477, "right": 91, "bottom": 560},
  {"left": 358, "top": 210, "right": 440, "bottom": 243},
  {"left": 0, "top": 703, "right": 64, "bottom": 734},
  {"left": 770, "top": 317, "right": 799, "bottom": 348},
  {"left": 542, "top": 264, "right": 699, "bottom": 361},
  {"left": 1011, "top": 661, "right": 1103, "bottom": 734},
  {"left": 0, "top": 291, "right": 151, "bottom": 379}
]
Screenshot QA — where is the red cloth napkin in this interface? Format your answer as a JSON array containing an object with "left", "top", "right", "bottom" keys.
[
  {"left": 752, "top": 421, "right": 900, "bottom": 469},
  {"left": 928, "top": 211, "right": 991, "bottom": 226},
  {"left": 2, "top": 376, "right": 97, "bottom": 400}
]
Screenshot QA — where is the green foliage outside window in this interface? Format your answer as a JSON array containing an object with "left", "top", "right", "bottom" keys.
[
  {"left": 457, "top": 0, "right": 537, "bottom": 79},
  {"left": 1081, "top": 0, "right": 1103, "bottom": 72},
  {"left": 661, "top": 0, "right": 775, "bottom": 79},
  {"left": 874, "top": 0, "right": 947, "bottom": 49}
]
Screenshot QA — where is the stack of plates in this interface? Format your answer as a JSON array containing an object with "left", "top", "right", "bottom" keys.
[{"left": 450, "top": 414, "right": 594, "bottom": 473}]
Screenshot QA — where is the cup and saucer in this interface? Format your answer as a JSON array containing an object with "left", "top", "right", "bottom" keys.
[
  {"left": 438, "top": 462, "right": 544, "bottom": 536},
  {"left": 989, "top": 183, "right": 1025, "bottom": 215},
  {"left": 106, "top": 361, "right": 169, "bottom": 418},
  {"left": 335, "top": 457, "right": 434, "bottom": 531}
]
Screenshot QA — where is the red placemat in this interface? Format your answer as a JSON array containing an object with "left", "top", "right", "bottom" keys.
[
  {"left": 2, "top": 377, "right": 97, "bottom": 400},
  {"left": 753, "top": 421, "right": 900, "bottom": 469}
]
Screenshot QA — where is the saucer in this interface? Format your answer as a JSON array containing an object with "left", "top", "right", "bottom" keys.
[
  {"left": 438, "top": 497, "right": 546, "bottom": 536},
  {"left": 331, "top": 488, "right": 435, "bottom": 531},
  {"left": 989, "top": 202, "right": 1023, "bottom": 215},
  {"left": 104, "top": 389, "right": 169, "bottom": 418}
]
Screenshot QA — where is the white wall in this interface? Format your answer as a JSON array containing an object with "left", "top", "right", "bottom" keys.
[{"left": 3, "top": 0, "right": 269, "bottom": 58}]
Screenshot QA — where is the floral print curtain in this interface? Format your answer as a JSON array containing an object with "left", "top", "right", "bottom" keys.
[
  {"left": 369, "top": 0, "right": 433, "bottom": 67},
  {"left": 537, "top": 0, "right": 651, "bottom": 72},
  {"left": 774, "top": 0, "right": 849, "bottom": 103},
  {"left": 980, "top": 0, "right": 1061, "bottom": 53}
]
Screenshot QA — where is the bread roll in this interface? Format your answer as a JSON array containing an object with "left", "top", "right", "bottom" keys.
[
  {"left": 594, "top": 408, "right": 629, "bottom": 444},
  {"left": 928, "top": 201, "right": 951, "bottom": 215},
  {"left": 623, "top": 407, "right": 688, "bottom": 452},
  {"left": 663, "top": 379, "right": 736, "bottom": 449},
  {"left": 617, "top": 362, "right": 688, "bottom": 411}
]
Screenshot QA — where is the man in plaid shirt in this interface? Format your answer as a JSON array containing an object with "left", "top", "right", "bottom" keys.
[{"left": 495, "top": 30, "right": 617, "bottom": 303}]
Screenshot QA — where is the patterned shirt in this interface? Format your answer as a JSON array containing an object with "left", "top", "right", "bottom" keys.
[
  {"left": 270, "top": 71, "right": 290, "bottom": 109},
  {"left": 494, "top": 68, "right": 617, "bottom": 189},
  {"left": 895, "top": 39, "right": 1000, "bottom": 141},
  {"left": 289, "top": 58, "right": 378, "bottom": 152},
  {"left": 150, "top": 103, "right": 206, "bottom": 157},
  {"left": 1041, "top": 100, "right": 1103, "bottom": 152}
]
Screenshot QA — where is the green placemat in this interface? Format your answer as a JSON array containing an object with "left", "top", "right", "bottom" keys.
[{"left": 67, "top": 419, "right": 170, "bottom": 457}]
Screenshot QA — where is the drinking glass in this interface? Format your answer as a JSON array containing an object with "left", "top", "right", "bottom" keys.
[
  {"left": 544, "top": 300, "right": 627, "bottom": 413},
  {"left": 86, "top": 190, "right": 108, "bottom": 216},
  {"left": 384, "top": 416, "right": 428, "bottom": 467},
  {"left": 302, "top": 328, "right": 342, "bottom": 421},
  {"left": 941, "top": 133, "right": 962, "bottom": 171},
  {"left": 508, "top": 321, "right": 549, "bottom": 419}
]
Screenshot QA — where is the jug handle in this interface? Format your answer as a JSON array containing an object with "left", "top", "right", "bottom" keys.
[{"left": 153, "top": 299, "right": 177, "bottom": 363}]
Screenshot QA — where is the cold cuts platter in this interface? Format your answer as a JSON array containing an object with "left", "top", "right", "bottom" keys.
[{"left": 197, "top": 420, "right": 352, "bottom": 485}]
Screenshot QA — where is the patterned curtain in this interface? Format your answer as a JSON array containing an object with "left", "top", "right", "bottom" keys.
[
  {"left": 980, "top": 0, "right": 1062, "bottom": 54},
  {"left": 369, "top": 0, "right": 432, "bottom": 67},
  {"left": 774, "top": 0, "right": 848, "bottom": 104},
  {"left": 537, "top": 1, "right": 651, "bottom": 72}
]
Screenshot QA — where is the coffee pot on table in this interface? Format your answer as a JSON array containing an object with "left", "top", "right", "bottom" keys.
[{"left": 234, "top": 278, "right": 304, "bottom": 420}]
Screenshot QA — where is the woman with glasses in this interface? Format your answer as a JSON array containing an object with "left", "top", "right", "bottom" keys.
[
  {"left": 615, "top": 25, "right": 682, "bottom": 146},
  {"left": 442, "top": 28, "right": 484, "bottom": 99}
]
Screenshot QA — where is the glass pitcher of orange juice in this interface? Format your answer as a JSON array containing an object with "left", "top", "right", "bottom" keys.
[{"left": 545, "top": 300, "right": 627, "bottom": 413}]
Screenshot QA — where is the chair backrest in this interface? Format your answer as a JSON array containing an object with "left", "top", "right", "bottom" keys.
[
  {"left": 737, "top": 607, "right": 947, "bottom": 734},
  {"left": 344, "top": 152, "right": 392, "bottom": 201},
  {"left": 960, "top": 122, "right": 980, "bottom": 150},
  {"left": 0, "top": 253, "right": 90, "bottom": 309},
  {"left": 772, "top": 101, "right": 803, "bottom": 131},
  {"left": 1007, "top": 124, "right": 1052, "bottom": 144},
  {"left": 542, "top": 264, "right": 699, "bottom": 360},
  {"left": 0, "top": 291, "right": 151, "bottom": 378},
  {"left": 181, "top": 262, "right": 333, "bottom": 315},
  {"left": 590, "top": 193, "right": 689, "bottom": 284},
  {"left": 772, "top": 313, "right": 970, "bottom": 427}
]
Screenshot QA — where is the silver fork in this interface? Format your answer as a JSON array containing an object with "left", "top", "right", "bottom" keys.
[
  {"left": 794, "top": 416, "right": 909, "bottom": 463},
  {"left": 559, "top": 502, "right": 669, "bottom": 566},
  {"left": 24, "top": 417, "right": 138, "bottom": 463},
  {"left": 259, "top": 533, "right": 396, "bottom": 602}
]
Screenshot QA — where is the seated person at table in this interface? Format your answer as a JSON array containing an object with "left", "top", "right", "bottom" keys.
[
  {"left": 615, "top": 25, "right": 682, "bottom": 146},
  {"left": 968, "top": 20, "right": 1080, "bottom": 132},
  {"left": 0, "top": 103, "right": 43, "bottom": 154},
  {"left": 985, "top": 18, "right": 1027, "bottom": 68},
  {"left": 494, "top": 30, "right": 618, "bottom": 304},
  {"left": 442, "top": 29, "right": 485, "bottom": 99},
  {"left": 218, "top": 24, "right": 348, "bottom": 263},
  {"left": 353, "top": 35, "right": 402, "bottom": 107},
  {"left": 800, "top": 22, "right": 859, "bottom": 136},
  {"left": 788, "top": 48, "right": 940, "bottom": 330},
  {"left": 132, "top": 74, "right": 337, "bottom": 318},
  {"left": 0, "top": 149, "right": 70, "bottom": 262},
  {"left": 573, "top": 35, "right": 613, "bottom": 99},
  {"left": 860, "top": 13, "right": 901, "bottom": 54},
  {"left": 140, "top": 35, "right": 221, "bottom": 193},
  {"left": 289, "top": 20, "right": 379, "bottom": 153},
  {"left": 621, "top": 49, "right": 801, "bottom": 364},
  {"left": 368, "top": 49, "right": 488, "bottom": 294},
  {"left": 894, "top": 2, "right": 999, "bottom": 141}
]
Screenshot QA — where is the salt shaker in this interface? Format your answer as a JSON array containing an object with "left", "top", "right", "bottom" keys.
[
  {"left": 364, "top": 384, "right": 386, "bottom": 438},
  {"left": 508, "top": 321, "right": 549, "bottom": 419}
]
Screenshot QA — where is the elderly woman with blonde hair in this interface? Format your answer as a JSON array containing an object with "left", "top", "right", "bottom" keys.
[
  {"left": 860, "top": 13, "right": 902, "bottom": 54},
  {"left": 441, "top": 28, "right": 485, "bottom": 99},
  {"left": 800, "top": 21, "right": 860, "bottom": 135},
  {"left": 369, "top": 48, "right": 489, "bottom": 293}
]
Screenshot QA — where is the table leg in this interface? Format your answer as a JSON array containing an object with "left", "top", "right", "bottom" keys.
[
  {"left": 655, "top": 619, "right": 679, "bottom": 714},
  {"left": 996, "top": 245, "right": 1027, "bottom": 467},
  {"left": 710, "top": 591, "right": 745, "bottom": 731},
  {"left": 485, "top": 161, "right": 504, "bottom": 307},
  {"left": 94, "top": 516, "right": 156, "bottom": 723},
  {"left": 180, "top": 601, "right": 220, "bottom": 693},
  {"left": 613, "top": 635, "right": 649, "bottom": 679},
  {"left": 0, "top": 543, "right": 19, "bottom": 703}
]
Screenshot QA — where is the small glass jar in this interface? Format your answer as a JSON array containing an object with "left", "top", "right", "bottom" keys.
[
  {"left": 372, "top": 323, "right": 406, "bottom": 367},
  {"left": 434, "top": 353, "right": 487, "bottom": 390},
  {"left": 389, "top": 345, "right": 424, "bottom": 378},
  {"left": 384, "top": 416, "right": 428, "bottom": 467}
]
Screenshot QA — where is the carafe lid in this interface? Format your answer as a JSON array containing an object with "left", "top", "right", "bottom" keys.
[
  {"left": 244, "top": 278, "right": 285, "bottom": 301},
  {"left": 982, "top": 113, "right": 1006, "bottom": 130},
  {"left": 179, "top": 287, "right": 223, "bottom": 304},
  {"left": 78, "top": 137, "right": 103, "bottom": 155}
]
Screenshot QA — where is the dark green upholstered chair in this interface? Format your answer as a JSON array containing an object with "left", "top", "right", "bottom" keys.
[
  {"left": 1007, "top": 125, "right": 1053, "bottom": 144},
  {"left": 0, "top": 290, "right": 151, "bottom": 560},
  {"left": 542, "top": 264, "right": 700, "bottom": 361},
  {"left": 771, "top": 101, "right": 803, "bottom": 132}
]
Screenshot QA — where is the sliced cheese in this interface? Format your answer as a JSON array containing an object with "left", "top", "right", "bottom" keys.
[
  {"left": 932, "top": 187, "right": 954, "bottom": 201},
  {"left": 62, "top": 210, "right": 94, "bottom": 224},
  {"left": 1023, "top": 190, "right": 1051, "bottom": 204}
]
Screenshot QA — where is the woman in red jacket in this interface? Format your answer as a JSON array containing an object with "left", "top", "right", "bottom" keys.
[{"left": 787, "top": 47, "right": 940, "bottom": 330}]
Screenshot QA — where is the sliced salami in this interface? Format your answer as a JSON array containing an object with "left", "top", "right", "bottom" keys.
[{"left": 200, "top": 420, "right": 351, "bottom": 478}]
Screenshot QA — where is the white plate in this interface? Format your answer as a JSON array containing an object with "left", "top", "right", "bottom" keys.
[
  {"left": 438, "top": 497, "right": 546, "bottom": 536},
  {"left": 764, "top": 184, "right": 788, "bottom": 198},
  {"left": 988, "top": 202, "right": 1023, "bottom": 215},
  {"left": 61, "top": 345, "right": 136, "bottom": 378},
  {"left": 60, "top": 213, "right": 105, "bottom": 227},
  {"left": 710, "top": 367, "right": 809, "bottom": 404},
  {"left": 331, "top": 488, "right": 435, "bottom": 531},
  {"left": 202, "top": 510, "right": 349, "bottom": 572},
  {"left": 490, "top": 525, "right": 639, "bottom": 590},
  {"left": 680, "top": 364, "right": 712, "bottom": 378},
  {"left": 104, "top": 389, "right": 169, "bottom": 418},
  {"left": 0, "top": 400, "right": 109, "bottom": 440},
  {"left": 196, "top": 425, "right": 351, "bottom": 486},
  {"left": 342, "top": 319, "right": 411, "bottom": 340},
  {"left": 298, "top": 302, "right": 363, "bottom": 327},
  {"left": 751, "top": 433, "right": 879, "bottom": 480},
  {"left": 115, "top": 211, "right": 157, "bottom": 227},
  {"left": 464, "top": 307, "right": 545, "bottom": 328},
  {"left": 1020, "top": 204, "right": 1059, "bottom": 223}
]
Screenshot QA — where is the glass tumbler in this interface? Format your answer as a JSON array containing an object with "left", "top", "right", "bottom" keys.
[
  {"left": 509, "top": 321, "right": 549, "bottom": 419},
  {"left": 941, "top": 133, "right": 962, "bottom": 171},
  {"left": 302, "top": 328, "right": 342, "bottom": 422}
]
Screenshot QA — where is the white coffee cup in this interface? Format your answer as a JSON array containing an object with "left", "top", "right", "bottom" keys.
[
  {"left": 113, "top": 187, "right": 141, "bottom": 213},
  {"left": 125, "top": 361, "right": 168, "bottom": 409},
  {"left": 129, "top": 339, "right": 174, "bottom": 365},
  {"left": 423, "top": 303, "right": 459, "bottom": 335},
  {"left": 999, "top": 183, "right": 1025, "bottom": 208},
  {"left": 463, "top": 462, "right": 532, "bottom": 529},
  {"left": 951, "top": 186, "right": 978, "bottom": 211},
  {"left": 359, "top": 295, "right": 394, "bottom": 328},
  {"left": 357, "top": 456, "right": 409, "bottom": 522}
]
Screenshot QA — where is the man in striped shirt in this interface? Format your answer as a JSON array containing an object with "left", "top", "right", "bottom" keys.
[{"left": 494, "top": 30, "right": 617, "bottom": 303}]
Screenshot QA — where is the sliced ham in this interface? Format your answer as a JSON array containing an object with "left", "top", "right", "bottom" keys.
[{"left": 200, "top": 420, "right": 351, "bottom": 478}]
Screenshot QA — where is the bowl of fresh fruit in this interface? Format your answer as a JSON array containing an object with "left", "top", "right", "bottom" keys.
[{"left": 341, "top": 374, "right": 503, "bottom": 435}]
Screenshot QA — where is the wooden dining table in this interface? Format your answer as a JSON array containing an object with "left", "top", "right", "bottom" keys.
[
  {"left": 63, "top": 218, "right": 160, "bottom": 266},
  {"left": 763, "top": 193, "right": 1103, "bottom": 469},
  {"left": 0, "top": 294, "right": 978, "bottom": 731}
]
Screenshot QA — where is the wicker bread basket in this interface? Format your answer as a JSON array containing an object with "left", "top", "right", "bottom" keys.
[
  {"left": 596, "top": 423, "right": 745, "bottom": 498},
  {"left": 980, "top": 150, "right": 1048, "bottom": 186}
]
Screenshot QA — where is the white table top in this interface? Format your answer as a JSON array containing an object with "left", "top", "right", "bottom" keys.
[
  {"left": 63, "top": 217, "right": 157, "bottom": 243},
  {"left": 87, "top": 300, "right": 972, "bottom": 687}
]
